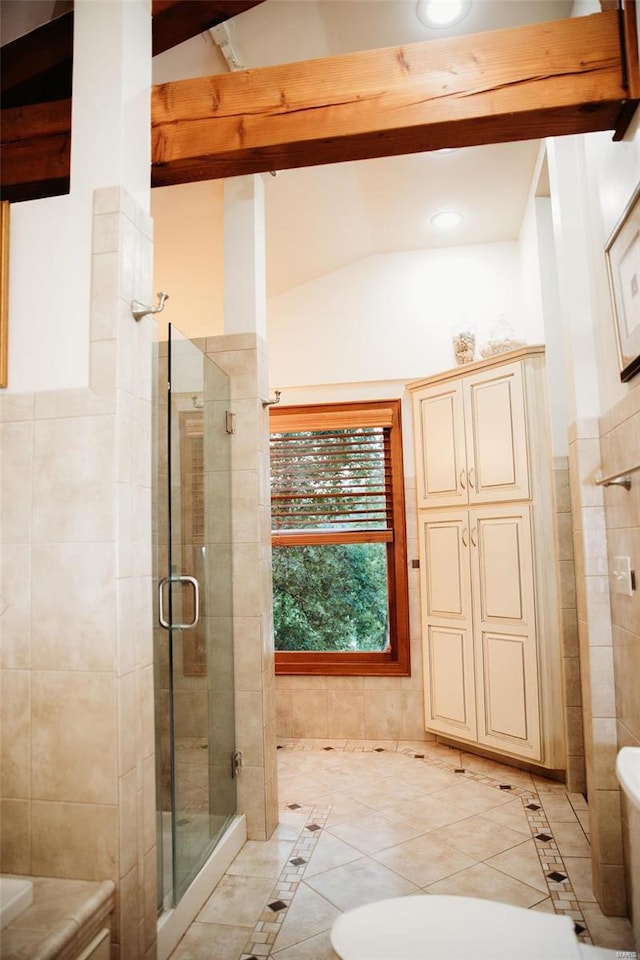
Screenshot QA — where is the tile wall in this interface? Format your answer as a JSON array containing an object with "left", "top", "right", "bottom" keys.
[
  {"left": 274, "top": 475, "right": 433, "bottom": 743},
  {"left": 553, "top": 457, "right": 585, "bottom": 794},
  {"left": 206, "top": 334, "right": 279, "bottom": 842},
  {"left": 599, "top": 383, "right": 640, "bottom": 926},
  {"left": 568, "top": 413, "right": 627, "bottom": 918},
  {"left": 0, "top": 187, "right": 157, "bottom": 958}
]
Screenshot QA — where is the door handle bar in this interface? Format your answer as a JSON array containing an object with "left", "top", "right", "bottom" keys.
[{"left": 158, "top": 575, "right": 200, "bottom": 630}]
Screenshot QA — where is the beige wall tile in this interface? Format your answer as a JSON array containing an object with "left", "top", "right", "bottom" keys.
[
  {"left": 139, "top": 664, "right": 155, "bottom": 761},
  {"left": 142, "top": 756, "right": 156, "bottom": 856},
  {"left": 31, "top": 800, "right": 118, "bottom": 881},
  {"left": 119, "top": 768, "right": 138, "bottom": 878},
  {"left": 584, "top": 576, "right": 614, "bottom": 646},
  {"left": 289, "top": 676, "right": 328, "bottom": 691},
  {"left": 118, "top": 864, "right": 139, "bottom": 960},
  {"left": 0, "top": 669, "right": 30, "bottom": 798},
  {"left": 598, "top": 864, "right": 628, "bottom": 917},
  {"left": 232, "top": 542, "right": 261, "bottom": 618},
  {"left": 235, "top": 691, "right": 265, "bottom": 766},
  {"left": 553, "top": 467, "right": 571, "bottom": 513},
  {"left": 593, "top": 789, "right": 624, "bottom": 865},
  {"left": 591, "top": 717, "right": 620, "bottom": 791},
  {"left": 31, "top": 671, "right": 118, "bottom": 804},
  {"left": 237, "top": 765, "right": 266, "bottom": 840},
  {"left": 143, "top": 846, "right": 158, "bottom": 951},
  {"left": 0, "top": 421, "right": 33, "bottom": 543},
  {"left": 234, "top": 617, "right": 262, "bottom": 692},
  {"left": 117, "top": 672, "right": 138, "bottom": 777},
  {"left": 327, "top": 692, "right": 365, "bottom": 740},
  {"left": 32, "top": 416, "right": 115, "bottom": 542},
  {"left": 291, "top": 691, "right": 328, "bottom": 739},
  {"left": 0, "top": 798, "right": 30, "bottom": 873},
  {"left": 561, "top": 608, "right": 579, "bottom": 657},
  {"left": 589, "top": 647, "right": 616, "bottom": 718},
  {"left": 613, "top": 626, "right": 640, "bottom": 744},
  {"left": 0, "top": 392, "right": 34, "bottom": 422},
  {"left": 276, "top": 690, "right": 292, "bottom": 738},
  {"left": 562, "top": 657, "right": 582, "bottom": 707},
  {"left": 0, "top": 543, "right": 31, "bottom": 668},
  {"left": 401, "top": 690, "right": 426, "bottom": 740},
  {"left": 364, "top": 691, "right": 403, "bottom": 740},
  {"left": 556, "top": 512, "right": 575, "bottom": 561},
  {"left": 31, "top": 542, "right": 116, "bottom": 671},
  {"left": 116, "top": 578, "right": 136, "bottom": 677}
]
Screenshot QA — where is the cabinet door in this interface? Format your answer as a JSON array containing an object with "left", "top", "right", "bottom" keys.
[
  {"left": 464, "top": 362, "right": 530, "bottom": 504},
  {"left": 413, "top": 382, "right": 467, "bottom": 508},
  {"left": 470, "top": 505, "right": 542, "bottom": 761},
  {"left": 419, "top": 512, "right": 476, "bottom": 740}
]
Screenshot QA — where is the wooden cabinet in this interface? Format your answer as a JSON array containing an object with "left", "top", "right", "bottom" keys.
[
  {"left": 410, "top": 347, "right": 564, "bottom": 769},
  {"left": 413, "top": 361, "right": 530, "bottom": 508}
]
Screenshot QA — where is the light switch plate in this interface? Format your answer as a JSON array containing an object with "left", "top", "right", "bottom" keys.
[{"left": 612, "top": 556, "right": 634, "bottom": 597}]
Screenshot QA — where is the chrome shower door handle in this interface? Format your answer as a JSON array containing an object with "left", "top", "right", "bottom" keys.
[{"left": 158, "top": 575, "right": 200, "bottom": 630}]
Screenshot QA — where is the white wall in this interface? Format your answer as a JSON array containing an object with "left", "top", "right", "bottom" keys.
[
  {"left": 4, "top": 0, "right": 151, "bottom": 394},
  {"left": 267, "top": 241, "right": 540, "bottom": 388},
  {"left": 151, "top": 181, "right": 225, "bottom": 341}
]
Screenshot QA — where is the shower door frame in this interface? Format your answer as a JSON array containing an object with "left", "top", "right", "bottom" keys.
[{"left": 154, "top": 322, "right": 237, "bottom": 911}]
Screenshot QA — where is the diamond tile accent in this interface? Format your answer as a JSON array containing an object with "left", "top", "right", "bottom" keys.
[
  {"left": 536, "top": 833, "right": 553, "bottom": 842},
  {"left": 454, "top": 768, "right": 465, "bottom": 773},
  {"left": 499, "top": 784, "right": 512, "bottom": 790},
  {"left": 290, "top": 857, "right": 306, "bottom": 866},
  {"left": 306, "top": 823, "right": 321, "bottom": 832},
  {"left": 268, "top": 900, "right": 288, "bottom": 912},
  {"left": 526, "top": 803, "right": 541, "bottom": 810},
  {"left": 414, "top": 753, "right": 424, "bottom": 759},
  {"left": 574, "top": 924, "right": 586, "bottom": 935},
  {"left": 287, "top": 803, "right": 301, "bottom": 810},
  {"left": 323, "top": 746, "right": 334, "bottom": 750},
  {"left": 374, "top": 747, "right": 385, "bottom": 752},
  {"left": 547, "top": 871, "right": 568, "bottom": 882}
]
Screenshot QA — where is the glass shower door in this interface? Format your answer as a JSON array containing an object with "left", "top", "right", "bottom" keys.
[{"left": 154, "top": 322, "right": 236, "bottom": 909}]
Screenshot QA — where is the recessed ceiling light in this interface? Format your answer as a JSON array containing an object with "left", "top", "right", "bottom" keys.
[
  {"left": 431, "top": 210, "right": 463, "bottom": 229},
  {"left": 416, "top": 0, "right": 472, "bottom": 29}
]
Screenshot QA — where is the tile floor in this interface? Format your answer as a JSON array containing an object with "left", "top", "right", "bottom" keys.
[{"left": 168, "top": 739, "right": 636, "bottom": 960}]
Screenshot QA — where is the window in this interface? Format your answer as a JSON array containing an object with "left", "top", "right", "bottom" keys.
[{"left": 269, "top": 399, "right": 410, "bottom": 676}]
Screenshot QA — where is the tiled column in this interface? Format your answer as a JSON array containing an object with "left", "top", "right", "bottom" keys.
[
  {"left": 553, "top": 456, "right": 585, "bottom": 794},
  {"left": 206, "top": 333, "right": 278, "bottom": 840},
  {"left": 0, "top": 187, "right": 156, "bottom": 959},
  {"left": 569, "top": 418, "right": 626, "bottom": 916}
]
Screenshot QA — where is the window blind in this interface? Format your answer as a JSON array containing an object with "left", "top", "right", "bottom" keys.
[{"left": 270, "top": 426, "right": 392, "bottom": 533}]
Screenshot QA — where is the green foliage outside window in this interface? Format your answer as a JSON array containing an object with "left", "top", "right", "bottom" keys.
[{"left": 272, "top": 542, "right": 389, "bottom": 652}]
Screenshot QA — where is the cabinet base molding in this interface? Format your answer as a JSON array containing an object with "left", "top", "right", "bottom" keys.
[{"left": 434, "top": 734, "right": 566, "bottom": 780}]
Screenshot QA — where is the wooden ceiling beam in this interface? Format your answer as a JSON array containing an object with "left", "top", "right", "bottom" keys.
[
  {"left": 151, "top": 10, "right": 632, "bottom": 185},
  {"left": 0, "top": 2, "right": 266, "bottom": 101},
  {"left": 152, "top": 1, "right": 267, "bottom": 55},
  {"left": 2, "top": 10, "right": 637, "bottom": 200}
]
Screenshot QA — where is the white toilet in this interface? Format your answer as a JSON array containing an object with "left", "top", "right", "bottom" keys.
[
  {"left": 331, "top": 895, "right": 619, "bottom": 959},
  {"left": 331, "top": 748, "right": 640, "bottom": 960}
]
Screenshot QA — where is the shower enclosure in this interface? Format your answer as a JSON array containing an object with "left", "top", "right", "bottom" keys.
[{"left": 153, "top": 323, "right": 237, "bottom": 910}]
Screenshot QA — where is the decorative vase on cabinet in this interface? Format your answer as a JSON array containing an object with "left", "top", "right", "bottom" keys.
[{"left": 408, "top": 346, "right": 565, "bottom": 771}]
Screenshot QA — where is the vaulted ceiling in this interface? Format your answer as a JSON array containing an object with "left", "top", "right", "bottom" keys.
[{"left": 1, "top": 0, "right": 638, "bottom": 297}]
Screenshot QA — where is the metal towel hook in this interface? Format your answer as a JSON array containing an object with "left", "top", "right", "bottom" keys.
[
  {"left": 131, "top": 291, "right": 169, "bottom": 322},
  {"left": 262, "top": 390, "right": 282, "bottom": 408}
]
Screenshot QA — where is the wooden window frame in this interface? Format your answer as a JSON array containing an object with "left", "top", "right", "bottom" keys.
[{"left": 270, "top": 399, "right": 410, "bottom": 677}]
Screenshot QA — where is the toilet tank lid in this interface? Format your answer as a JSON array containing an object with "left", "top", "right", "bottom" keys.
[{"left": 331, "top": 896, "right": 582, "bottom": 960}]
